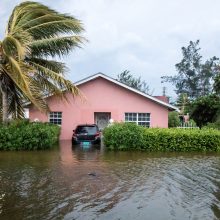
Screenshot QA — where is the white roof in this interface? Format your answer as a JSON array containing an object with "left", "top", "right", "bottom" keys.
[{"left": 75, "top": 72, "right": 178, "bottom": 111}]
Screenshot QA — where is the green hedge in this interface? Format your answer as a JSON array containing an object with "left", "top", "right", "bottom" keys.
[
  {"left": 203, "top": 121, "right": 220, "bottom": 130},
  {"left": 0, "top": 120, "right": 60, "bottom": 150},
  {"left": 103, "top": 123, "right": 220, "bottom": 152}
]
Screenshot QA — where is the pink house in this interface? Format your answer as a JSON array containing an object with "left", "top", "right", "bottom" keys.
[{"left": 28, "top": 73, "right": 178, "bottom": 140}]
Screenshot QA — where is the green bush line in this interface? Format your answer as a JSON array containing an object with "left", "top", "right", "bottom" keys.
[
  {"left": 203, "top": 121, "right": 220, "bottom": 130},
  {"left": 0, "top": 120, "right": 60, "bottom": 150},
  {"left": 103, "top": 123, "right": 220, "bottom": 152}
]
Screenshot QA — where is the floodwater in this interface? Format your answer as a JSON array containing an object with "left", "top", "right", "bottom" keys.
[{"left": 1, "top": 141, "right": 220, "bottom": 220}]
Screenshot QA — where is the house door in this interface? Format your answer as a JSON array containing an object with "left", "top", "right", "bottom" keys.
[{"left": 94, "top": 112, "right": 111, "bottom": 130}]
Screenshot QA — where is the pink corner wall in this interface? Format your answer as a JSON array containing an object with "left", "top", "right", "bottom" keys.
[{"left": 29, "top": 77, "right": 169, "bottom": 140}]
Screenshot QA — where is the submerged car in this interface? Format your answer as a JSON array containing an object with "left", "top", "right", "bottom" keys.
[{"left": 72, "top": 124, "right": 101, "bottom": 145}]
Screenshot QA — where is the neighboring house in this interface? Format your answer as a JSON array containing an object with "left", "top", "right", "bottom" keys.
[{"left": 28, "top": 73, "right": 178, "bottom": 140}]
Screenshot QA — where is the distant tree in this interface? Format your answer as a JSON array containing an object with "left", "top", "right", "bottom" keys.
[
  {"left": 190, "top": 94, "right": 220, "bottom": 128},
  {"left": 176, "top": 93, "right": 190, "bottom": 115},
  {"left": 162, "top": 40, "right": 220, "bottom": 99},
  {"left": 214, "top": 74, "right": 220, "bottom": 94},
  {"left": 168, "top": 111, "right": 181, "bottom": 128},
  {"left": 117, "top": 70, "right": 150, "bottom": 94}
]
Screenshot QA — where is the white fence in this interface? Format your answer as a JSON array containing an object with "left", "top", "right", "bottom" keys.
[{"left": 177, "top": 122, "right": 199, "bottom": 129}]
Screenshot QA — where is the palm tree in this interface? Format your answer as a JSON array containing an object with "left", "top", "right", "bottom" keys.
[{"left": 0, "top": 1, "right": 85, "bottom": 123}]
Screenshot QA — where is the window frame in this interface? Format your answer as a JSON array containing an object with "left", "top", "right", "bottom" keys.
[
  {"left": 124, "top": 112, "right": 151, "bottom": 127},
  {"left": 49, "top": 111, "right": 62, "bottom": 125}
]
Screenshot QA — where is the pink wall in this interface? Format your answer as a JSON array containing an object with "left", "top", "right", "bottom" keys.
[{"left": 29, "top": 77, "right": 169, "bottom": 140}]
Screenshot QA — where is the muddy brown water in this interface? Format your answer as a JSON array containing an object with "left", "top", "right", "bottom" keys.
[{"left": 1, "top": 141, "right": 220, "bottom": 220}]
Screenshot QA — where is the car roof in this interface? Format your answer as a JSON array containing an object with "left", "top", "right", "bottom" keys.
[{"left": 76, "top": 124, "right": 98, "bottom": 127}]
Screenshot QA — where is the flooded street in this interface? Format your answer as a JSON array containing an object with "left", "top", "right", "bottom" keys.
[{"left": 1, "top": 141, "right": 220, "bottom": 220}]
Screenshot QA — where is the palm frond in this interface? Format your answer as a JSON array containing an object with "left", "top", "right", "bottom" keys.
[
  {"left": 8, "top": 2, "right": 84, "bottom": 39},
  {"left": 27, "top": 58, "right": 75, "bottom": 101},
  {"left": 29, "top": 60, "right": 80, "bottom": 96},
  {"left": 13, "top": 30, "right": 33, "bottom": 48},
  {"left": 7, "top": 1, "right": 55, "bottom": 33},
  {"left": 26, "top": 57, "right": 67, "bottom": 75},
  {"left": 3, "top": 60, "right": 48, "bottom": 112},
  {"left": 30, "top": 36, "right": 85, "bottom": 58},
  {"left": 16, "top": 14, "right": 73, "bottom": 32},
  {"left": 30, "top": 76, "right": 65, "bottom": 100},
  {"left": 27, "top": 19, "right": 84, "bottom": 40},
  {"left": 2, "top": 35, "right": 26, "bottom": 60}
]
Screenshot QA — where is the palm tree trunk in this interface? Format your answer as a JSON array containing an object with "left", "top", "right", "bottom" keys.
[
  {"left": 0, "top": 44, "right": 8, "bottom": 123},
  {"left": 2, "top": 88, "right": 8, "bottom": 123}
]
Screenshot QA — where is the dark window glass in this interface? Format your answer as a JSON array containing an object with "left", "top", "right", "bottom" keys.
[
  {"left": 76, "top": 126, "right": 98, "bottom": 134},
  {"left": 125, "top": 112, "right": 150, "bottom": 127},
  {"left": 138, "top": 122, "right": 150, "bottom": 127},
  {"left": 49, "top": 112, "right": 62, "bottom": 125}
]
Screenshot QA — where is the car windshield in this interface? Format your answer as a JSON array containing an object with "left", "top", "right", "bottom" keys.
[{"left": 76, "top": 126, "right": 97, "bottom": 134}]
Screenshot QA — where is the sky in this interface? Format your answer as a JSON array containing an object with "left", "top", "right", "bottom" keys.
[{"left": 1, "top": 0, "right": 220, "bottom": 98}]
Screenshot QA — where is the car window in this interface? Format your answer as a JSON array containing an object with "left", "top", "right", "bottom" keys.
[{"left": 76, "top": 126, "right": 97, "bottom": 134}]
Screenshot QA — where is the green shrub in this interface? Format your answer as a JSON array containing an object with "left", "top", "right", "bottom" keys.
[
  {"left": 0, "top": 120, "right": 60, "bottom": 150},
  {"left": 103, "top": 122, "right": 145, "bottom": 150},
  {"left": 203, "top": 121, "right": 220, "bottom": 130},
  {"left": 103, "top": 122, "right": 220, "bottom": 152},
  {"left": 168, "top": 111, "right": 180, "bottom": 127},
  {"left": 190, "top": 94, "right": 220, "bottom": 128}
]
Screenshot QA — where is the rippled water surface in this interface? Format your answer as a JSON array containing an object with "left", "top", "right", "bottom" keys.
[{"left": 1, "top": 141, "right": 220, "bottom": 220}]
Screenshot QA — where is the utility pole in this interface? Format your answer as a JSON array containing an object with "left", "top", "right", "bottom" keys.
[{"left": 163, "top": 86, "right": 166, "bottom": 96}]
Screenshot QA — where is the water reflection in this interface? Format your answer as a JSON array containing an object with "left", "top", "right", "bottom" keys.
[{"left": 0, "top": 142, "right": 220, "bottom": 219}]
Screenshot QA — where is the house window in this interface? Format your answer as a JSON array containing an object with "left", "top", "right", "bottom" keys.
[
  {"left": 49, "top": 112, "right": 62, "bottom": 125},
  {"left": 125, "top": 113, "right": 150, "bottom": 127}
]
